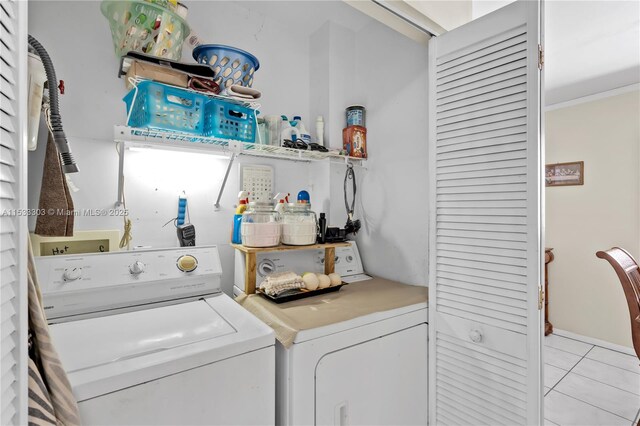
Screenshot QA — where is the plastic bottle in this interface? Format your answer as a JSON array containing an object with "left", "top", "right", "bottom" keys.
[
  {"left": 232, "top": 191, "right": 250, "bottom": 244},
  {"left": 280, "top": 115, "right": 301, "bottom": 146},
  {"left": 316, "top": 116, "right": 324, "bottom": 147},
  {"left": 318, "top": 212, "right": 327, "bottom": 244},
  {"left": 274, "top": 192, "right": 290, "bottom": 215},
  {"left": 297, "top": 190, "right": 310, "bottom": 204},
  {"left": 293, "top": 116, "right": 311, "bottom": 144}
]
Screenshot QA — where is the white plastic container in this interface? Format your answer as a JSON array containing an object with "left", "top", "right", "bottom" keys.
[
  {"left": 280, "top": 117, "right": 301, "bottom": 146},
  {"left": 293, "top": 116, "right": 311, "bottom": 144},
  {"left": 316, "top": 115, "right": 324, "bottom": 146},
  {"left": 28, "top": 52, "right": 47, "bottom": 152},
  {"left": 264, "top": 115, "right": 281, "bottom": 146}
]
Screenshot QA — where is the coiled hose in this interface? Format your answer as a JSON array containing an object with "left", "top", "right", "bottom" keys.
[{"left": 28, "top": 35, "right": 78, "bottom": 173}]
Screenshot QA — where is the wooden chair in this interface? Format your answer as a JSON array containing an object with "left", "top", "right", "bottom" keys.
[{"left": 596, "top": 247, "right": 640, "bottom": 360}]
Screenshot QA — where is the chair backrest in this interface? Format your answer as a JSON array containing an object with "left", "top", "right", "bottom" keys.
[{"left": 596, "top": 247, "right": 640, "bottom": 359}]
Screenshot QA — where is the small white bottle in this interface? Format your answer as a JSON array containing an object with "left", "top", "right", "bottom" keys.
[{"left": 316, "top": 115, "right": 324, "bottom": 147}]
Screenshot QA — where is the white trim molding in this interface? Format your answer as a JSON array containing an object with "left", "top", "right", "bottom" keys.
[{"left": 545, "top": 83, "right": 640, "bottom": 112}]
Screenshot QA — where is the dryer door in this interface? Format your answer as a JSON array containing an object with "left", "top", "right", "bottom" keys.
[{"left": 315, "top": 323, "right": 428, "bottom": 425}]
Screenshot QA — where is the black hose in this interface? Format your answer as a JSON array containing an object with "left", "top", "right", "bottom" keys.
[{"left": 28, "top": 35, "right": 78, "bottom": 173}]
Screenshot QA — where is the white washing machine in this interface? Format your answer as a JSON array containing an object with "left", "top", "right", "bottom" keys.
[
  {"left": 37, "top": 246, "right": 275, "bottom": 425},
  {"left": 234, "top": 242, "right": 429, "bottom": 425}
]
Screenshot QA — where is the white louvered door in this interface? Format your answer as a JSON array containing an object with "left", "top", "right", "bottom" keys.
[
  {"left": 428, "top": 1, "right": 543, "bottom": 424},
  {"left": 0, "top": 0, "right": 28, "bottom": 424}
]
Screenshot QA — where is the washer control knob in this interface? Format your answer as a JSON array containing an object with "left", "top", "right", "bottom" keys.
[
  {"left": 129, "top": 261, "right": 145, "bottom": 275},
  {"left": 177, "top": 255, "right": 198, "bottom": 272},
  {"left": 63, "top": 268, "right": 82, "bottom": 282},
  {"left": 346, "top": 255, "right": 354, "bottom": 263},
  {"left": 469, "top": 329, "right": 483, "bottom": 343},
  {"left": 258, "top": 260, "right": 275, "bottom": 277}
]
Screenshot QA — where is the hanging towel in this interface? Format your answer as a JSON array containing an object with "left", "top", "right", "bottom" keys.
[
  {"left": 220, "top": 84, "right": 262, "bottom": 101},
  {"left": 34, "top": 133, "right": 74, "bottom": 237},
  {"left": 27, "top": 239, "right": 81, "bottom": 426}
]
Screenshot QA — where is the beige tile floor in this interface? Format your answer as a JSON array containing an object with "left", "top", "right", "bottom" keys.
[{"left": 544, "top": 334, "right": 640, "bottom": 426}]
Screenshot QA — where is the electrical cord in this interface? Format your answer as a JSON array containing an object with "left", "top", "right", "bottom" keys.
[
  {"left": 119, "top": 189, "right": 133, "bottom": 250},
  {"left": 344, "top": 164, "right": 356, "bottom": 219},
  {"left": 344, "top": 163, "right": 361, "bottom": 235},
  {"left": 115, "top": 144, "right": 133, "bottom": 249}
]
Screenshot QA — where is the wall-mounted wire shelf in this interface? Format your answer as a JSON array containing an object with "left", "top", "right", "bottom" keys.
[{"left": 113, "top": 125, "right": 366, "bottom": 208}]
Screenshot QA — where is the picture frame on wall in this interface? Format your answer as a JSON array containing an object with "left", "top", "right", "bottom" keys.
[{"left": 545, "top": 161, "right": 584, "bottom": 187}]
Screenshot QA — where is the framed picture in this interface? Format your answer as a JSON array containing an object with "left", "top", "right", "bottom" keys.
[{"left": 545, "top": 161, "right": 584, "bottom": 187}]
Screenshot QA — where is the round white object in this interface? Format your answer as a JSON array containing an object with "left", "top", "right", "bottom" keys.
[
  {"left": 328, "top": 273, "right": 342, "bottom": 286},
  {"left": 302, "top": 273, "right": 319, "bottom": 291},
  {"left": 317, "top": 274, "right": 331, "bottom": 289}
]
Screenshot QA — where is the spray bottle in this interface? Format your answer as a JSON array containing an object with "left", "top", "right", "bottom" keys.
[
  {"left": 274, "top": 192, "right": 290, "bottom": 216},
  {"left": 232, "top": 191, "right": 250, "bottom": 244}
]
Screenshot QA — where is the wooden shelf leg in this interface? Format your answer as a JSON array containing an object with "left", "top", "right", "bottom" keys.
[
  {"left": 245, "top": 252, "right": 257, "bottom": 295},
  {"left": 324, "top": 247, "right": 335, "bottom": 275}
]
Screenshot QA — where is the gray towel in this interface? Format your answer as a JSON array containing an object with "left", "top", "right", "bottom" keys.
[
  {"left": 28, "top": 239, "right": 81, "bottom": 426},
  {"left": 34, "top": 133, "right": 74, "bottom": 236}
]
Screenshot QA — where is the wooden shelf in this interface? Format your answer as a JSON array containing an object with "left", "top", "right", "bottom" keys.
[
  {"left": 232, "top": 242, "right": 352, "bottom": 295},
  {"left": 231, "top": 242, "right": 351, "bottom": 254}
]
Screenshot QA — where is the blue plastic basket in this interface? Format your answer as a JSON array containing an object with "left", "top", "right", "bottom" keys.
[
  {"left": 123, "top": 80, "right": 207, "bottom": 135},
  {"left": 192, "top": 44, "right": 260, "bottom": 89},
  {"left": 205, "top": 99, "right": 257, "bottom": 143}
]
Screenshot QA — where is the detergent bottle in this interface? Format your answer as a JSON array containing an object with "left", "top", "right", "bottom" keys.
[
  {"left": 232, "top": 191, "right": 250, "bottom": 244},
  {"left": 293, "top": 116, "right": 311, "bottom": 144},
  {"left": 280, "top": 115, "right": 301, "bottom": 146},
  {"left": 274, "top": 192, "right": 290, "bottom": 216}
]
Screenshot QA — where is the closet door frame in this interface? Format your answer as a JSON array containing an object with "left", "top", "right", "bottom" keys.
[{"left": 0, "top": 0, "right": 29, "bottom": 424}]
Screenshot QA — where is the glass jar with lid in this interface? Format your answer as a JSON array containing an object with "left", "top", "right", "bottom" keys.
[
  {"left": 281, "top": 203, "right": 318, "bottom": 246},
  {"left": 241, "top": 201, "right": 281, "bottom": 247}
]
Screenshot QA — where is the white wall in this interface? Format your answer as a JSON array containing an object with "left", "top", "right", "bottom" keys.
[
  {"left": 28, "top": 1, "right": 429, "bottom": 292},
  {"left": 546, "top": 90, "right": 640, "bottom": 348},
  {"left": 28, "top": 1, "right": 314, "bottom": 295},
  {"left": 309, "top": 20, "right": 429, "bottom": 285}
]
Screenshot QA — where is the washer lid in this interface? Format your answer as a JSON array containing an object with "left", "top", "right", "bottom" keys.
[{"left": 51, "top": 300, "right": 236, "bottom": 373}]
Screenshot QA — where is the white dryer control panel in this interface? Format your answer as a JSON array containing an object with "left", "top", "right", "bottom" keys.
[
  {"left": 234, "top": 242, "right": 371, "bottom": 294},
  {"left": 36, "top": 246, "right": 222, "bottom": 322}
]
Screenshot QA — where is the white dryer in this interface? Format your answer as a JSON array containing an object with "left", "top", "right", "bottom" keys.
[
  {"left": 235, "top": 242, "right": 429, "bottom": 426},
  {"left": 37, "top": 246, "right": 275, "bottom": 426},
  {"left": 276, "top": 295, "right": 428, "bottom": 425}
]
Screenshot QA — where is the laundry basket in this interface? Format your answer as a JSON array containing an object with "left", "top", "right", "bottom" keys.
[
  {"left": 123, "top": 80, "right": 207, "bottom": 135},
  {"left": 192, "top": 44, "right": 260, "bottom": 89},
  {"left": 101, "top": 0, "right": 189, "bottom": 60},
  {"left": 205, "top": 99, "right": 257, "bottom": 143}
]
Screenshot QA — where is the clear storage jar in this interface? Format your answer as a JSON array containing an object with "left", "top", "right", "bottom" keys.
[
  {"left": 241, "top": 202, "right": 281, "bottom": 247},
  {"left": 281, "top": 203, "right": 317, "bottom": 246}
]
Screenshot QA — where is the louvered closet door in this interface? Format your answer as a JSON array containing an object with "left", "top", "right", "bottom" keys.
[
  {"left": 1, "top": 1, "right": 28, "bottom": 424},
  {"left": 428, "top": 0, "right": 543, "bottom": 424}
]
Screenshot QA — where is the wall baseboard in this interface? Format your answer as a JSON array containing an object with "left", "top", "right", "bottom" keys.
[{"left": 552, "top": 328, "right": 636, "bottom": 356}]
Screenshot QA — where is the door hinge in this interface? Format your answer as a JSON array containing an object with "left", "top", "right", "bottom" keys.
[
  {"left": 538, "top": 44, "right": 544, "bottom": 70},
  {"left": 538, "top": 286, "right": 545, "bottom": 310}
]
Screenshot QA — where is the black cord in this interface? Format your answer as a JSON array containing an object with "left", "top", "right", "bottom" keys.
[{"left": 344, "top": 164, "right": 356, "bottom": 220}]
